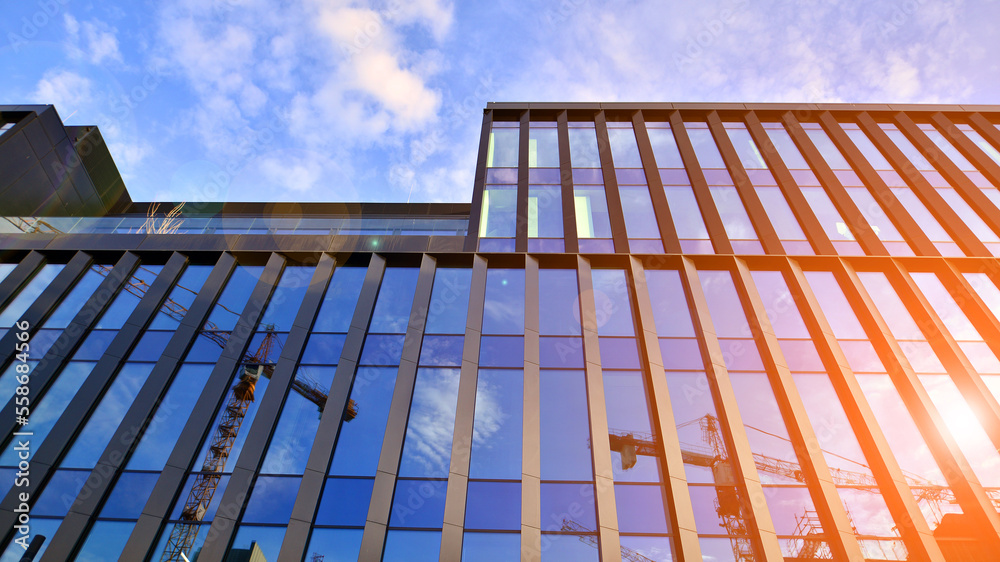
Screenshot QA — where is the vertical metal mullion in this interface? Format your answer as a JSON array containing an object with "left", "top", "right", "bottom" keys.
[
  {"left": 439, "top": 255, "right": 489, "bottom": 559},
  {"left": 0, "top": 250, "right": 45, "bottom": 309},
  {"left": 278, "top": 255, "right": 387, "bottom": 562},
  {"left": 0, "top": 251, "right": 92, "bottom": 376},
  {"left": 121, "top": 252, "right": 286, "bottom": 561},
  {"left": 575, "top": 255, "right": 621, "bottom": 560},
  {"left": 782, "top": 112, "right": 888, "bottom": 256},
  {"left": 818, "top": 112, "right": 937, "bottom": 256},
  {"left": 679, "top": 256, "right": 784, "bottom": 561},
  {"left": 885, "top": 261, "right": 1000, "bottom": 451},
  {"left": 516, "top": 111, "right": 530, "bottom": 253},
  {"left": 731, "top": 259, "right": 864, "bottom": 561},
  {"left": 894, "top": 112, "right": 1000, "bottom": 236},
  {"left": 116, "top": 251, "right": 238, "bottom": 561},
  {"left": 930, "top": 112, "right": 1000, "bottom": 188},
  {"left": 670, "top": 112, "right": 733, "bottom": 254},
  {"left": 520, "top": 256, "right": 541, "bottom": 559},
  {"left": 35, "top": 252, "right": 189, "bottom": 560},
  {"left": 626, "top": 256, "right": 700, "bottom": 560},
  {"left": 782, "top": 259, "right": 943, "bottom": 560},
  {"left": 967, "top": 113, "right": 1000, "bottom": 162},
  {"left": 595, "top": 111, "right": 630, "bottom": 253},
  {"left": 836, "top": 260, "right": 1000, "bottom": 545},
  {"left": 857, "top": 112, "right": 990, "bottom": 257},
  {"left": 466, "top": 110, "right": 494, "bottom": 252},
  {"left": 0, "top": 252, "right": 137, "bottom": 551},
  {"left": 557, "top": 111, "right": 579, "bottom": 253},
  {"left": 744, "top": 112, "right": 835, "bottom": 255},
  {"left": 707, "top": 112, "right": 783, "bottom": 253},
  {"left": 198, "top": 254, "right": 337, "bottom": 560},
  {"left": 359, "top": 254, "right": 437, "bottom": 560},
  {"left": 632, "top": 111, "right": 682, "bottom": 253}
]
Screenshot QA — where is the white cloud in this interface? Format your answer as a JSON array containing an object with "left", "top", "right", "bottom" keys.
[
  {"left": 32, "top": 70, "right": 94, "bottom": 114},
  {"left": 64, "top": 14, "right": 123, "bottom": 65}
]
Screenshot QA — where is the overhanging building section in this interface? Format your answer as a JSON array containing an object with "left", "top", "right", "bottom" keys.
[{"left": 0, "top": 104, "right": 999, "bottom": 561}]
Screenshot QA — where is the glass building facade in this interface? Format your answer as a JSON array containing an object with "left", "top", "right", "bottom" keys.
[{"left": 1, "top": 103, "right": 1000, "bottom": 561}]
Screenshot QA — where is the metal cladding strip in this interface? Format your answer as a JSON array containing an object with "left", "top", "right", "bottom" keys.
[
  {"left": 632, "top": 111, "right": 682, "bottom": 254},
  {"left": 0, "top": 251, "right": 92, "bottom": 385},
  {"left": 557, "top": 111, "right": 579, "bottom": 253},
  {"left": 0, "top": 251, "right": 45, "bottom": 310},
  {"left": 466, "top": 109, "right": 494, "bottom": 252},
  {"left": 669, "top": 112, "right": 734, "bottom": 254},
  {"left": 938, "top": 259, "right": 1000, "bottom": 373},
  {"left": 34, "top": 252, "right": 190, "bottom": 560},
  {"left": 277, "top": 254, "right": 387, "bottom": 562},
  {"left": 119, "top": 252, "right": 286, "bottom": 561},
  {"left": 781, "top": 112, "right": 888, "bottom": 256},
  {"left": 817, "top": 112, "right": 937, "bottom": 256},
  {"left": 857, "top": 112, "right": 990, "bottom": 257},
  {"left": 626, "top": 256, "right": 701, "bottom": 560},
  {"left": 885, "top": 261, "right": 1000, "bottom": 452},
  {"left": 731, "top": 258, "right": 865, "bottom": 561},
  {"left": 707, "top": 111, "right": 784, "bottom": 254},
  {"left": 0, "top": 251, "right": 128, "bottom": 441},
  {"left": 520, "top": 255, "right": 542, "bottom": 560},
  {"left": 835, "top": 260, "right": 1000, "bottom": 547},
  {"left": 967, "top": 113, "right": 1000, "bottom": 163},
  {"left": 575, "top": 255, "right": 622, "bottom": 561},
  {"left": 516, "top": 110, "right": 530, "bottom": 253},
  {"left": 678, "top": 256, "right": 784, "bottom": 561},
  {"left": 358, "top": 253, "right": 437, "bottom": 560},
  {"left": 439, "top": 254, "right": 489, "bottom": 561},
  {"left": 0, "top": 252, "right": 135, "bottom": 549},
  {"left": 743, "top": 112, "right": 836, "bottom": 255},
  {"left": 197, "top": 254, "right": 336, "bottom": 561},
  {"left": 893, "top": 112, "right": 1000, "bottom": 237},
  {"left": 783, "top": 257, "right": 942, "bottom": 561},
  {"left": 930, "top": 112, "right": 1000, "bottom": 188},
  {"left": 594, "top": 111, "right": 630, "bottom": 254}
]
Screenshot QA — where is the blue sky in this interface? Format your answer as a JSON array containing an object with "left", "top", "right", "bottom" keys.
[{"left": 3, "top": 0, "right": 999, "bottom": 204}]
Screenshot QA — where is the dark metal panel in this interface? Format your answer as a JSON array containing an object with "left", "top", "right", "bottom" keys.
[
  {"left": 633, "top": 111, "right": 682, "bottom": 253},
  {"left": 835, "top": 261, "right": 1000, "bottom": 546},
  {"left": 575, "top": 256, "right": 621, "bottom": 560},
  {"left": 669, "top": 113, "right": 734, "bottom": 254},
  {"left": 783, "top": 259, "right": 943, "bottom": 560},
  {"left": 558, "top": 111, "right": 579, "bottom": 253},
  {"left": 360, "top": 253, "right": 437, "bottom": 559},
  {"left": 857, "top": 112, "right": 989, "bottom": 257},
  {"left": 466, "top": 110, "right": 493, "bottom": 252},
  {"left": 744, "top": 112, "right": 836, "bottom": 255},
  {"left": 516, "top": 110, "right": 530, "bottom": 253},
  {"left": 120, "top": 252, "right": 286, "bottom": 560},
  {"left": 817, "top": 112, "right": 937, "bottom": 256},
  {"left": 731, "top": 259, "right": 865, "bottom": 561},
  {"left": 197, "top": 254, "right": 336, "bottom": 560},
  {"left": 0, "top": 250, "right": 45, "bottom": 309},
  {"left": 893, "top": 112, "right": 1000, "bottom": 237},
  {"left": 595, "top": 111, "right": 630, "bottom": 253},
  {"left": 277, "top": 255, "right": 387, "bottom": 562},
  {"left": 626, "top": 257, "right": 701, "bottom": 560},
  {"left": 707, "top": 111, "right": 783, "bottom": 253},
  {"left": 678, "top": 256, "right": 784, "bottom": 561},
  {"left": 782, "top": 112, "right": 888, "bottom": 256},
  {"left": 439, "top": 254, "right": 488, "bottom": 560}
]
